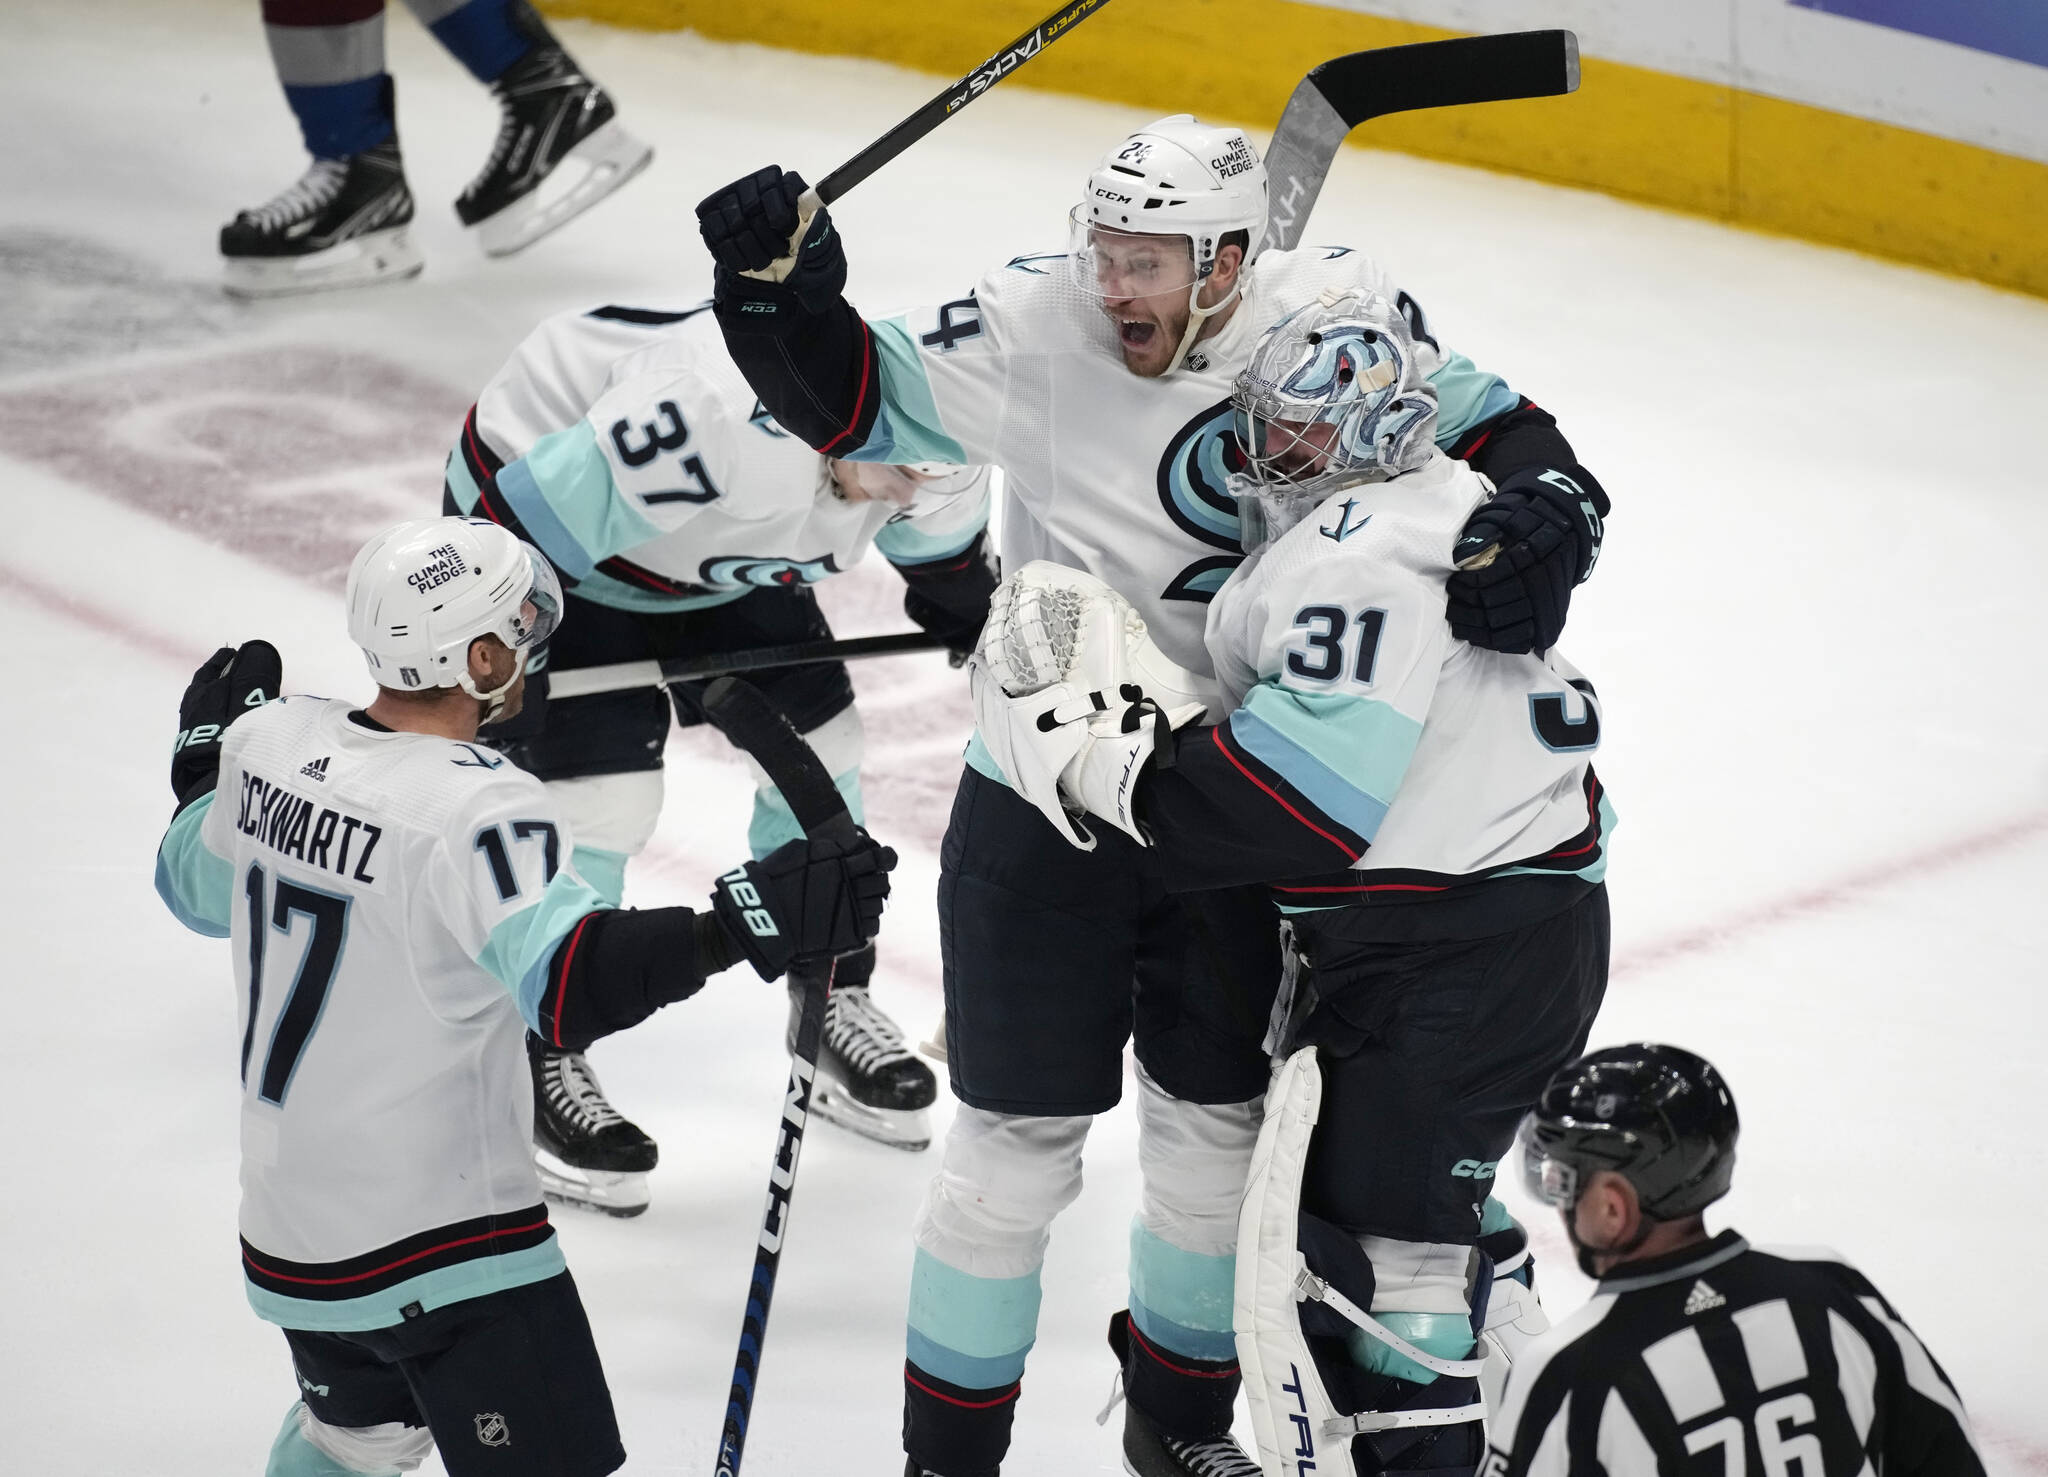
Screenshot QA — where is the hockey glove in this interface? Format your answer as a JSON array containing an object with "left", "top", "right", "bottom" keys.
[
  {"left": 698, "top": 167, "right": 847, "bottom": 324},
  {"left": 1446, "top": 465, "right": 1608, "bottom": 655},
  {"left": 171, "top": 641, "right": 282, "bottom": 806},
  {"left": 709, "top": 831, "right": 898, "bottom": 981},
  {"left": 900, "top": 534, "right": 999, "bottom": 667}
]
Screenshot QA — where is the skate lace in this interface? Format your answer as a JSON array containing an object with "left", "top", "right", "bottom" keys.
[
  {"left": 1158, "top": 1435, "right": 1262, "bottom": 1477},
  {"left": 823, "top": 987, "right": 914, "bottom": 1073},
  {"left": 242, "top": 158, "right": 349, "bottom": 231},
  {"left": 470, "top": 48, "right": 581, "bottom": 191},
  {"left": 542, "top": 1051, "right": 627, "bottom": 1133}
]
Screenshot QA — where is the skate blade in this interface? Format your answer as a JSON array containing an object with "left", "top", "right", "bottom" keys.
[
  {"left": 810, "top": 1082, "right": 931, "bottom": 1152},
  {"left": 534, "top": 1146, "right": 651, "bottom": 1218},
  {"left": 473, "top": 122, "right": 653, "bottom": 257},
  {"left": 221, "top": 226, "right": 423, "bottom": 299}
]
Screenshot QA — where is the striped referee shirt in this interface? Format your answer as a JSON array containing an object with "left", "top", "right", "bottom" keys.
[{"left": 1483, "top": 1230, "right": 1984, "bottom": 1476}]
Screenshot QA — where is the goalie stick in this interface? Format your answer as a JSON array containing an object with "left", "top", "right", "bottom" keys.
[
  {"left": 700, "top": 676, "right": 862, "bottom": 1477},
  {"left": 1263, "top": 30, "right": 1581, "bottom": 253},
  {"left": 542, "top": 630, "right": 948, "bottom": 701}
]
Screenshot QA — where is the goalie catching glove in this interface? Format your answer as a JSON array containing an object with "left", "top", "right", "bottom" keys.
[
  {"left": 969, "top": 561, "right": 1216, "bottom": 849},
  {"left": 710, "top": 831, "right": 897, "bottom": 980}
]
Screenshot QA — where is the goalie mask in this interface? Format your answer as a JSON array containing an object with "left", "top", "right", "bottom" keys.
[
  {"left": 1229, "top": 287, "right": 1439, "bottom": 552},
  {"left": 346, "top": 516, "right": 562, "bottom": 721}
]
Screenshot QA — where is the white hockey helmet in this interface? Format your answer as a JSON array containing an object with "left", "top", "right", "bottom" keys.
[
  {"left": 345, "top": 517, "right": 562, "bottom": 711},
  {"left": 1071, "top": 114, "right": 1268, "bottom": 285},
  {"left": 1228, "top": 287, "right": 1440, "bottom": 551}
]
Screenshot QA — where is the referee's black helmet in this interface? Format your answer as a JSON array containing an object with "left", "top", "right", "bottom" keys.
[{"left": 1519, "top": 1043, "right": 1740, "bottom": 1220}]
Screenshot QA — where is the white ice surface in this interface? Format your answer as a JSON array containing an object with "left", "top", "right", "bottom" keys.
[{"left": 2, "top": 2, "right": 2045, "bottom": 1473}]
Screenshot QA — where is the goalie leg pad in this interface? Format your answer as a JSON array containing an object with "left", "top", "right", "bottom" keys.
[{"left": 1237, "top": 1050, "right": 1491, "bottom": 1477}]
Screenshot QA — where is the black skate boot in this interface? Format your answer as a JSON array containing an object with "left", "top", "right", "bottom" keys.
[
  {"left": 219, "top": 139, "right": 421, "bottom": 299},
  {"left": 1108, "top": 1311, "right": 1260, "bottom": 1477},
  {"left": 1122, "top": 1406, "right": 1262, "bottom": 1477},
  {"left": 529, "top": 1034, "right": 658, "bottom": 1217},
  {"left": 788, "top": 950, "right": 938, "bottom": 1152},
  {"left": 455, "top": 5, "right": 652, "bottom": 256}
]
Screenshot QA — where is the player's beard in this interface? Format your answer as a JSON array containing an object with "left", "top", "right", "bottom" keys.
[{"left": 1106, "top": 297, "right": 1188, "bottom": 378}]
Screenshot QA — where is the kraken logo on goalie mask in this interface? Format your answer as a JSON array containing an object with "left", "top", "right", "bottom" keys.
[{"left": 1156, "top": 398, "right": 1249, "bottom": 602}]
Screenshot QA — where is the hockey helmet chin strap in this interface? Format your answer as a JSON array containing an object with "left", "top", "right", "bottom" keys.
[
  {"left": 1163, "top": 265, "right": 1248, "bottom": 376},
  {"left": 458, "top": 653, "right": 522, "bottom": 726}
]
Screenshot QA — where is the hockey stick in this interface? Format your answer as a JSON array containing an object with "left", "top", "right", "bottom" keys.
[
  {"left": 1263, "top": 30, "right": 1581, "bottom": 253},
  {"left": 542, "top": 630, "right": 948, "bottom": 701},
  {"left": 700, "top": 676, "right": 861, "bottom": 1477},
  {"left": 805, "top": 0, "right": 1116, "bottom": 211},
  {"left": 739, "top": 0, "right": 1116, "bottom": 279}
]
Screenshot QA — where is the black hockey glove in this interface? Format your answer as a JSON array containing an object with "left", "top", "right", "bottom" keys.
[
  {"left": 1446, "top": 465, "right": 1609, "bottom": 654},
  {"left": 708, "top": 831, "right": 898, "bottom": 981},
  {"left": 698, "top": 167, "right": 848, "bottom": 326},
  {"left": 171, "top": 641, "right": 282, "bottom": 806},
  {"left": 900, "top": 534, "right": 999, "bottom": 667}
]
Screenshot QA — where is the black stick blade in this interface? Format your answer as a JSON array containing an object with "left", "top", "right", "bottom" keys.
[{"left": 701, "top": 677, "right": 855, "bottom": 842}]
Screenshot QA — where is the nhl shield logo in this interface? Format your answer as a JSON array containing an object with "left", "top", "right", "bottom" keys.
[{"left": 474, "top": 1412, "right": 510, "bottom": 1448}]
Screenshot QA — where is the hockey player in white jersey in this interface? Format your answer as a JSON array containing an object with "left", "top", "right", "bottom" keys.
[
  {"left": 981, "top": 289, "right": 1612, "bottom": 1476},
  {"left": 154, "top": 516, "right": 895, "bottom": 1477},
  {"left": 698, "top": 117, "right": 1611, "bottom": 1477},
  {"left": 445, "top": 302, "right": 994, "bottom": 1203}
]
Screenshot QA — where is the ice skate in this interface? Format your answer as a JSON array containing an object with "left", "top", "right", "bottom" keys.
[
  {"left": 788, "top": 965, "right": 937, "bottom": 1152},
  {"left": 529, "top": 1037, "right": 658, "bottom": 1217},
  {"left": 1122, "top": 1403, "right": 1262, "bottom": 1477},
  {"left": 456, "top": 32, "right": 651, "bottom": 257},
  {"left": 219, "top": 140, "right": 422, "bottom": 299}
]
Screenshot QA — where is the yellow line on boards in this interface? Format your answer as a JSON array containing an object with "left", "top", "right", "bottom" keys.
[{"left": 541, "top": 0, "right": 2048, "bottom": 298}]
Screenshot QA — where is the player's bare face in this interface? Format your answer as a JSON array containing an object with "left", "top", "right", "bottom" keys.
[{"left": 1087, "top": 228, "right": 1199, "bottom": 378}]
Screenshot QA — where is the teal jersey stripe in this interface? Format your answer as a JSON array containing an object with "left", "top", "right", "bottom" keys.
[
  {"left": 1428, "top": 351, "right": 1522, "bottom": 446},
  {"left": 570, "top": 844, "right": 630, "bottom": 908},
  {"left": 476, "top": 871, "right": 611, "bottom": 1031},
  {"left": 497, "top": 421, "right": 664, "bottom": 579},
  {"left": 459, "top": 437, "right": 754, "bottom": 614},
  {"left": 857, "top": 319, "right": 970, "bottom": 465},
  {"left": 243, "top": 1236, "right": 566, "bottom": 1332},
  {"left": 1128, "top": 1220, "right": 1238, "bottom": 1360},
  {"left": 906, "top": 1247, "right": 1041, "bottom": 1386},
  {"left": 1231, "top": 685, "right": 1424, "bottom": 844},
  {"left": 156, "top": 792, "right": 233, "bottom": 938},
  {"left": 876, "top": 518, "right": 983, "bottom": 566}
]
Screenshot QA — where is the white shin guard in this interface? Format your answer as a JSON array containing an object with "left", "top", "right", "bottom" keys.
[
  {"left": 543, "top": 769, "right": 664, "bottom": 858},
  {"left": 1236, "top": 1049, "right": 1488, "bottom": 1477}
]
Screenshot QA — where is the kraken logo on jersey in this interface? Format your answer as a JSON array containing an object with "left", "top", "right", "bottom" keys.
[
  {"left": 1157, "top": 398, "right": 1249, "bottom": 602},
  {"left": 700, "top": 553, "right": 843, "bottom": 589}
]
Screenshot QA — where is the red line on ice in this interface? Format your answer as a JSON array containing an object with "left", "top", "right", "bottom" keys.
[
  {"left": 0, "top": 562, "right": 203, "bottom": 668},
  {"left": 1611, "top": 807, "right": 2048, "bottom": 980}
]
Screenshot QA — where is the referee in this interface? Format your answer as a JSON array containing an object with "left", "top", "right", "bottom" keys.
[{"left": 1484, "top": 1043, "right": 1984, "bottom": 1476}]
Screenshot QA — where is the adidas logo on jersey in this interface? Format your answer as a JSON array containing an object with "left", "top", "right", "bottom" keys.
[
  {"left": 1683, "top": 1279, "right": 1727, "bottom": 1315},
  {"left": 298, "top": 756, "right": 331, "bottom": 782}
]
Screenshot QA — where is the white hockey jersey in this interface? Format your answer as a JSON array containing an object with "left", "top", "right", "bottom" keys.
[
  {"left": 1195, "top": 452, "right": 1611, "bottom": 903},
  {"left": 844, "top": 247, "right": 1524, "bottom": 679},
  {"left": 446, "top": 303, "right": 990, "bottom": 613},
  {"left": 154, "top": 697, "right": 610, "bottom": 1331}
]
